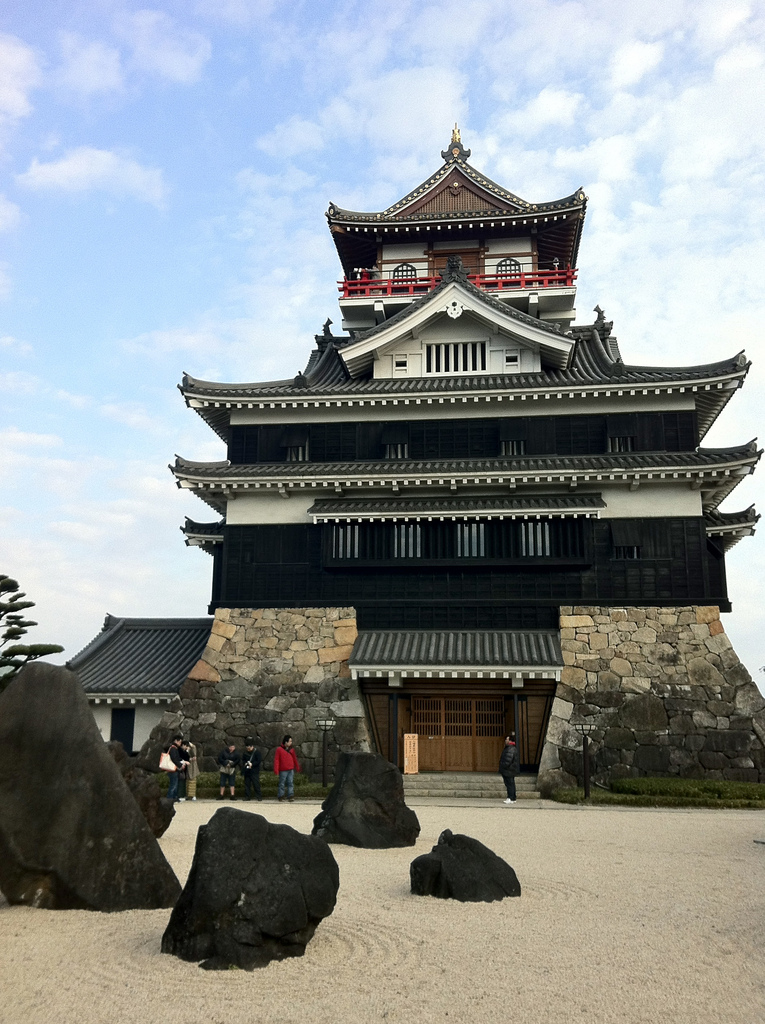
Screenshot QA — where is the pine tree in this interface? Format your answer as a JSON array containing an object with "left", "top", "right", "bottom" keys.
[{"left": 0, "top": 575, "right": 64, "bottom": 689}]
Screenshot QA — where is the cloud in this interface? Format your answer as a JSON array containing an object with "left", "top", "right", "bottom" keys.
[
  {"left": 0, "top": 194, "right": 20, "bottom": 232},
  {"left": 0, "top": 334, "right": 32, "bottom": 356},
  {"left": 0, "top": 371, "right": 39, "bottom": 394},
  {"left": 16, "top": 147, "right": 167, "bottom": 206},
  {"left": 57, "top": 33, "right": 124, "bottom": 95},
  {"left": 257, "top": 116, "right": 325, "bottom": 159},
  {"left": 119, "top": 10, "right": 211, "bottom": 84},
  {"left": 610, "top": 40, "right": 665, "bottom": 89},
  {"left": 0, "top": 33, "right": 40, "bottom": 124}
]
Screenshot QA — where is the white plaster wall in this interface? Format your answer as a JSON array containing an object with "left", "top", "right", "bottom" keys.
[
  {"left": 89, "top": 701, "right": 169, "bottom": 751},
  {"left": 432, "top": 239, "right": 480, "bottom": 250},
  {"left": 380, "top": 243, "right": 426, "bottom": 261},
  {"left": 485, "top": 237, "right": 530, "bottom": 253},
  {"left": 91, "top": 703, "right": 111, "bottom": 741},
  {"left": 600, "top": 484, "right": 704, "bottom": 518},
  {"left": 227, "top": 492, "right": 315, "bottom": 524}
]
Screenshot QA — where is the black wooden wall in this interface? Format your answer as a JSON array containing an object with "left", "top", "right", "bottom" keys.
[
  {"left": 210, "top": 518, "right": 730, "bottom": 625},
  {"left": 227, "top": 411, "right": 698, "bottom": 463}
]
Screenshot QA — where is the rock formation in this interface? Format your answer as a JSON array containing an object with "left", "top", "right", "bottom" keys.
[
  {"left": 162, "top": 808, "right": 339, "bottom": 969},
  {"left": 312, "top": 751, "right": 420, "bottom": 847},
  {"left": 410, "top": 829, "right": 521, "bottom": 902},
  {"left": 0, "top": 663, "right": 181, "bottom": 910},
  {"left": 107, "top": 741, "right": 175, "bottom": 838}
]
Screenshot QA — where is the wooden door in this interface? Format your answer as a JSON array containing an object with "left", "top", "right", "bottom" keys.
[{"left": 411, "top": 696, "right": 506, "bottom": 772}]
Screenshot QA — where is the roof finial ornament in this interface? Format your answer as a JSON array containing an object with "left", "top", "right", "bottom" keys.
[
  {"left": 594, "top": 304, "right": 614, "bottom": 339},
  {"left": 441, "top": 125, "right": 471, "bottom": 163},
  {"left": 322, "top": 317, "right": 333, "bottom": 337},
  {"left": 439, "top": 253, "right": 469, "bottom": 284}
]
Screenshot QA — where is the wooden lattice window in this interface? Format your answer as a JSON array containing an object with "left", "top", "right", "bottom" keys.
[
  {"left": 496, "top": 257, "right": 521, "bottom": 277},
  {"left": 392, "top": 263, "right": 418, "bottom": 280}
]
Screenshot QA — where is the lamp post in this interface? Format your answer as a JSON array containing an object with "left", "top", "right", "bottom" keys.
[
  {"left": 316, "top": 713, "right": 336, "bottom": 788},
  {"left": 574, "top": 721, "right": 597, "bottom": 800}
]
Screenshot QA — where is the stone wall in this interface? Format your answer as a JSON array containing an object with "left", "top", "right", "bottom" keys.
[
  {"left": 152, "top": 607, "right": 370, "bottom": 779},
  {"left": 538, "top": 605, "right": 765, "bottom": 795}
]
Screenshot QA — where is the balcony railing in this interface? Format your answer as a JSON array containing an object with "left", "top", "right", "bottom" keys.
[{"left": 339, "top": 268, "right": 577, "bottom": 299}]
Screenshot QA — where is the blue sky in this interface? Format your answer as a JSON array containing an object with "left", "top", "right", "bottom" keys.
[{"left": 1, "top": 0, "right": 764, "bottom": 680}]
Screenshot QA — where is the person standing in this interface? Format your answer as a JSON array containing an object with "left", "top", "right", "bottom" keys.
[
  {"left": 184, "top": 740, "right": 199, "bottom": 801},
  {"left": 217, "top": 742, "right": 241, "bottom": 800},
  {"left": 166, "top": 735, "right": 188, "bottom": 803},
  {"left": 499, "top": 733, "right": 520, "bottom": 805},
  {"left": 242, "top": 737, "right": 262, "bottom": 801},
  {"left": 273, "top": 735, "right": 300, "bottom": 802}
]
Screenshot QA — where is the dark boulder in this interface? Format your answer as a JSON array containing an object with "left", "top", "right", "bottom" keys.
[
  {"left": 410, "top": 829, "right": 521, "bottom": 902},
  {"left": 162, "top": 808, "right": 339, "bottom": 970},
  {"left": 0, "top": 663, "right": 181, "bottom": 911},
  {"left": 106, "top": 741, "right": 175, "bottom": 838},
  {"left": 311, "top": 752, "right": 420, "bottom": 848}
]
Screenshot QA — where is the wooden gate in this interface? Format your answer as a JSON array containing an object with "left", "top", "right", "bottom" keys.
[{"left": 412, "top": 697, "right": 506, "bottom": 772}]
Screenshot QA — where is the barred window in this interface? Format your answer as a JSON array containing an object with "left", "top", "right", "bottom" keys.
[
  {"left": 496, "top": 257, "right": 521, "bottom": 277},
  {"left": 331, "top": 524, "right": 359, "bottom": 559},
  {"left": 425, "top": 341, "right": 486, "bottom": 374},
  {"left": 384, "top": 443, "right": 409, "bottom": 460},
  {"left": 456, "top": 522, "right": 485, "bottom": 557},
  {"left": 500, "top": 439, "right": 526, "bottom": 456},
  {"left": 520, "top": 521, "right": 551, "bottom": 557},
  {"left": 393, "top": 523, "right": 421, "bottom": 558},
  {"left": 608, "top": 435, "right": 635, "bottom": 453},
  {"left": 614, "top": 545, "right": 640, "bottom": 560},
  {"left": 392, "top": 263, "right": 418, "bottom": 280},
  {"left": 286, "top": 444, "right": 308, "bottom": 462}
]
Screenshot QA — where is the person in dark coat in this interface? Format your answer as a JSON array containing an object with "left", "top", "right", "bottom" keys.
[
  {"left": 242, "top": 737, "right": 262, "bottom": 801},
  {"left": 166, "top": 735, "right": 188, "bottom": 803},
  {"left": 499, "top": 733, "right": 520, "bottom": 804},
  {"left": 217, "top": 742, "right": 241, "bottom": 800}
]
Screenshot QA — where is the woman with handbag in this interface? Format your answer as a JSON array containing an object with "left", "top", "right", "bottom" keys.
[{"left": 163, "top": 735, "right": 188, "bottom": 803}]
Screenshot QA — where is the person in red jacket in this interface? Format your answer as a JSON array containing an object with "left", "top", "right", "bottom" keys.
[{"left": 274, "top": 735, "right": 300, "bottom": 802}]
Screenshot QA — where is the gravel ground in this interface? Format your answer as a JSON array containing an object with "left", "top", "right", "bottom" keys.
[{"left": 1, "top": 800, "right": 764, "bottom": 1024}]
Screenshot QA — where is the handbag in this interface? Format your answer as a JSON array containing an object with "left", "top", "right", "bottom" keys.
[{"left": 159, "top": 751, "right": 177, "bottom": 772}]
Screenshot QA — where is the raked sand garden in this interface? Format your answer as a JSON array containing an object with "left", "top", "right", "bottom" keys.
[{"left": 1, "top": 800, "right": 764, "bottom": 1024}]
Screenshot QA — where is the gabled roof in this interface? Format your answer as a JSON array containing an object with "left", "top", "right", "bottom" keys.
[
  {"left": 327, "top": 129, "right": 587, "bottom": 277},
  {"left": 705, "top": 505, "right": 760, "bottom": 551},
  {"left": 67, "top": 615, "right": 212, "bottom": 696}
]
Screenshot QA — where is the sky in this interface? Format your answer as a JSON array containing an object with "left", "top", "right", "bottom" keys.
[{"left": 1, "top": 0, "right": 764, "bottom": 684}]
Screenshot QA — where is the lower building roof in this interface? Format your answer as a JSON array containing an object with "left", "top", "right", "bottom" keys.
[
  {"left": 67, "top": 614, "right": 213, "bottom": 695},
  {"left": 308, "top": 494, "right": 604, "bottom": 521},
  {"left": 350, "top": 629, "right": 562, "bottom": 680}
]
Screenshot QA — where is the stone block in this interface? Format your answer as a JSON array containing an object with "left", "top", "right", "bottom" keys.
[
  {"left": 597, "top": 671, "right": 621, "bottom": 691},
  {"left": 708, "top": 620, "right": 725, "bottom": 637},
  {"left": 723, "top": 768, "right": 760, "bottom": 782},
  {"left": 705, "top": 633, "right": 732, "bottom": 655},
  {"left": 188, "top": 659, "right": 221, "bottom": 683},
  {"left": 703, "top": 730, "right": 754, "bottom": 753},
  {"left": 560, "top": 627, "right": 576, "bottom": 639},
  {"left": 560, "top": 615, "right": 594, "bottom": 628},
  {"left": 206, "top": 632, "right": 227, "bottom": 653},
  {"left": 733, "top": 684, "right": 765, "bottom": 715},
  {"left": 589, "top": 632, "right": 609, "bottom": 651},
  {"left": 619, "top": 694, "right": 668, "bottom": 731},
  {"left": 696, "top": 606, "right": 720, "bottom": 625},
  {"left": 687, "top": 657, "right": 724, "bottom": 689},
  {"left": 622, "top": 676, "right": 651, "bottom": 694},
  {"left": 603, "top": 727, "right": 636, "bottom": 750},
  {"left": 212, "top": 619, "right": 237, "bottom": 639},
  {"left": 560, "top": 666, "right": 586, "bottom": 687},
  {"left": 632, "top": 627, "right": 658, "bottom": 644},
  {"left": 610, "top": 657, "right": 632, "bottom": 678},
  {"left": 334, "top": 625, "right": 358, "bottom": 645},
  {"left": 293, "top": 650, "right": 319, "bottom": 669},
  {"left": 319, "top": 644, "right": 353, "bottom": 665},
  {"left": 633, "top": 745, "right": 671, "bottom": 772},
  {"left": 692, "top": 709, "right": 718, "bottom": 729},
  {"left": 550, "top": 697, "right": 573, "bottom": 722}
]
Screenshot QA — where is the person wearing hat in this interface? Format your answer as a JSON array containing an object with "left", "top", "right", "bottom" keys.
[{"left": 242, "top": 737, "right": 263, "bottom": 801}]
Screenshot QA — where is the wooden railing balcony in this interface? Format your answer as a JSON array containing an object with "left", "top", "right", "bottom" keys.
[{"left": 339, "top": 268, "right": 577, "bottom": 299}]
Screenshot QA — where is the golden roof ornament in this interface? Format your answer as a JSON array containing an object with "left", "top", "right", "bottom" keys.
[{"left": 441, "top": 125, "right": 470, "bottom": 162}]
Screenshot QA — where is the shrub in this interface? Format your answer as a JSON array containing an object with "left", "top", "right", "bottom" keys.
[
  {"left": 549, "top": 777, "right": 765, "bottom": 809},
  {"left": 157, "top": 771, "right": 330, "bottom": 800}
]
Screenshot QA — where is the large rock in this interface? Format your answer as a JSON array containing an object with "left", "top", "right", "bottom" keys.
[
  {"left": 162, "top": 808, "right": 339, "bottom": 970},
  {"left": 107, "top": 741, "right": 175, "bottom": 838},
  {"left": 311, "top": 752, "right": 420, "bottom": 848},
  {"left": 0, "top": 663, "right": 181, "bottom": 910},
  {"left": 410, "top": 829, "right": 521, "bottom": 902}
]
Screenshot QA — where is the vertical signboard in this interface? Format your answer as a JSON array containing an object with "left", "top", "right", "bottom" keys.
[{"left": 403, "top": 733, "right": 419, "bottom": 774}]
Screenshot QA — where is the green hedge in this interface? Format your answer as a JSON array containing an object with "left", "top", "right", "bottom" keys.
[
  {"left": 549, "top": 777, "right": 765, "bottom": 809},
  {"left": 158, "top": 771, "right": 330, "bottom": 800}
]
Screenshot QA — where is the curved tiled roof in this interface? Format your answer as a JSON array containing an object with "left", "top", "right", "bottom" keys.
[
  {"left": 68, "top": 615, "right": 212, "bottom": 695},
  {"left": 350, "top": 629, "right": 563, "bottom": 671},
  {"left": 307, "top": 495, "right": 605, "bottom": 519}
]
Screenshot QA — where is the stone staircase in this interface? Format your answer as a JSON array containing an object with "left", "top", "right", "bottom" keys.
[{"left": 402, "top": 772, "right": 540, "bottom": 800}]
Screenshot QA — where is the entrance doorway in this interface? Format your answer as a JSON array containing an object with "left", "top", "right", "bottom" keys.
[
  {"left": 110, "top": 707, "right": 135, "bottom": 754},
  {"left": 411, "top": 697, "right": 506, "bottom": 771}
]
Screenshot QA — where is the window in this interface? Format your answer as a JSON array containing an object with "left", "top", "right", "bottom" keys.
[
  {"left": 501, "top": 439, "right": 526, "bottom": 456},
  {"left": 505, "top": 350, "right": 520, "bottom": 372},
  {"left": 384, "top": 443, "right": 409, "bottom": 459},
  {"left": 393, "top": 523, "right": 421, "bottom": 558},
  {"left": 608, "top": 435, "right": 635, "bottom": 453},
  {"left": 456, "top": 522, "right": 486, "bottom": 557},
  {"left": 392, "top": 263, "right": 418, "bottom": 281},
  {"left": 614, "top": 545, "right": 640, "bottom": 559},
  {"left": 381, "top": 423, "right": 409, "bottom": 460},
  {"left": 426, "top": 341, "right": 486, "bottom": 374},
  {"left": 520, "top": 521, "right": 551, "bottom": 557},
  {"left": 331, "top": 524, "right": 359, "bottom": 559},
  {"left": 496, "top": 257, "right": 521, "bottom": 277},
  {"left": 393, "top": 355, "right": 408, "bottom": 373},
  {"left": 280, "top": 425, "right": 309, "bottom": 463}
]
